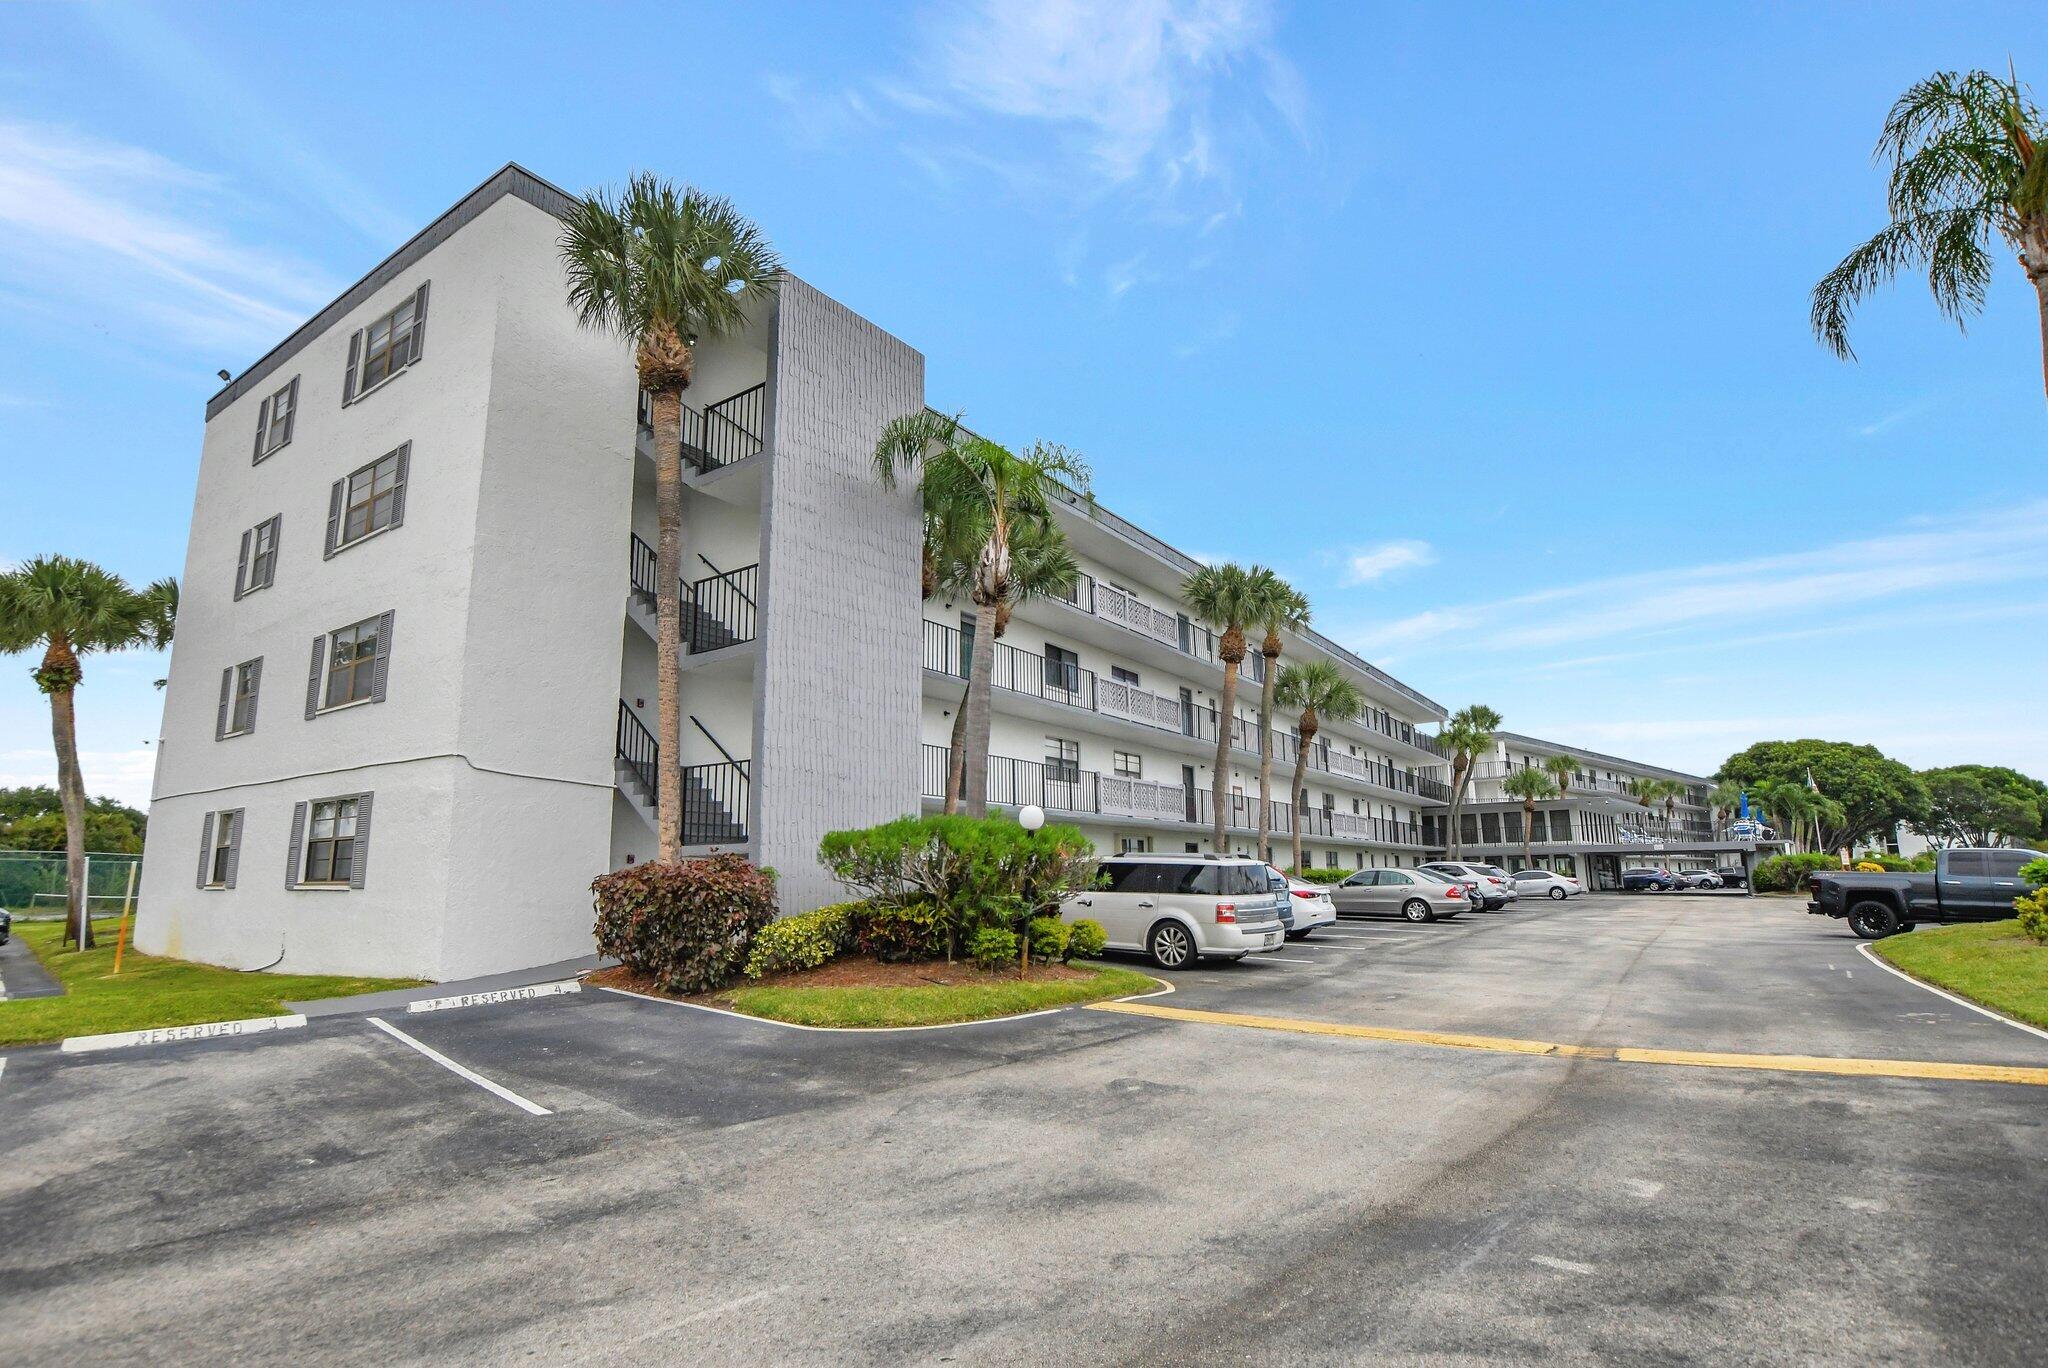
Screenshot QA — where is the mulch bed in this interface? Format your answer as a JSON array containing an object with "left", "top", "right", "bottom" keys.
[{"left": 586, "top": 954, "right": 1092, "bottom": 1001}]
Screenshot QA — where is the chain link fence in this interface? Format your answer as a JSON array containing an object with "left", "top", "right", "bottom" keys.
[{"left": 0, "top": 850, "right": 144, "bottom": 920}]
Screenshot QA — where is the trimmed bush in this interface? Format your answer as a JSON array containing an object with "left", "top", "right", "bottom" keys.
[
  {"left": 1289, "top": 867, "right": 1349, "bottom": 885},
  {"left": 591, "top": 854, "right": 777, "bottom": 994},
  {"left": 745, "top": 901, "right": 859, "bottom": 979},
  {"left": 1066, "top": 918, "right": 1108, "bottom": 960},
  {"left": 853, "top": 899, "right": 950, "bottom": 963},
  {"left": 1752, "top": 852, "right": 1846, "bottom": 892},
  {"left": 1027, "top": 916, "right": 1071, "bottom": 963},
  {"left": 2017, "top": 890, "right": 2048, "bottom": 946},
  {"left": 1854, "top": 861, "right": 1885, "bottom": 872},
  {"left": 968, "top": 926, "right": 1019, "bottom": 971}
]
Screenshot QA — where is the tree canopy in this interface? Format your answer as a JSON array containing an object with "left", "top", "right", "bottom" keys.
[
  {"left": 1911, "top": 764, "right": 2046, "bottom": 848},
  {"left": 0, "top": 786, "right": 146, "bottom": 853},
  {"left": 1716, "top": 740, "right": 1929, "bottom": 852}
]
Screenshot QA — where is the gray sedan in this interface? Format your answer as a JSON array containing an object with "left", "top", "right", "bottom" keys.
[
  {"left": 1330, "top": 868, "right": 1469, "bottom": 922},
  {"left": 1509, "top": 868, "right": 1584, "bottom": 900}
]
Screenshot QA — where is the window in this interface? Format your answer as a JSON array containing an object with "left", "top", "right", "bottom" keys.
[
  {"left": 1550, "top": 810, "right": 1573, "bottom": 841},
  {"left": 1324, "top": 850, "right": 1338, "bottom": 869},
  {"left": 1117, "top": 836, "right": 1151, "bottom": 855},
  {"left": 310, "top": 612, "right": 392, "bottom": 715},
  {"left": 197, "top": 809, "right": 242, "bottom": 889},
  {"left": 217, "top": 657, "right": 262, "bottom": 738},
  {"left": 1986, "top": 851, "right": 2032, "bottom": 879},
  {"left": 235, "top": 515, "right": 281, "bottom": 598},
  {"left": 1045, "top": 736, "right": 1080, "bottom": 784},
  {"left": 1044, "top": 643, "right": 1081, "bottom": 695},
  {"left": 1947, "top": 851, "right": 1990, "bottom": 877},
  {"left": 345, "top": 284, "right": 428, "bottom": 402},
  {"left": 253, "top": 377, "right": 298, "bottom": 460},
  {"left": 1110, "top": 666, "right": 1139, "bottom": 686},
  {"left": 300, "top": 796, "right": 362, "bottom": 885},
  {"left": 327, "top": 444, "right": 409, "bottom": 555},
  {"left": 1113, "top": 751, "right": 1142, "bottom": 778}
]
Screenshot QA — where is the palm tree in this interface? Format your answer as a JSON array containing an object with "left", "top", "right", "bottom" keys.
[
  {"left": 1752, "top": 780, "right": 1814, "bottom": 853},
  {"left": 1812, "top": 67, "right": 2048, "bottom": 402},
  {"left": 1542, "top": 753, "right": 1577, "bottom": 802},
  {"left": 0, "top": 558, "right": 176, "bottom": 949},
  {"left": 559, "top": 175, "right": 782, "bottom": 861},
  {"left": 1630, "top": 778, "right": 1676, "bottom": 837},
  {"left": 1502, "top": 766, "right": 1559, "bottom": 872},
  {"left": 1250, "top": 572, "right": 1309, "bottom": 864},
  {"left": 1274, "top": 660, "right": 1363, "bottom": 875},
  {"left": 1709, "top": 780, "right": 1747, "bottom": 833},
  {"left": 875, "top": 421, "right": 1091, "bottom": 817},
  {"left": 1439, "top": 705, "right": 1503, "bottom": 858},
  {"left": 1183, "top": 563, "right": 1266, "bottom": 851}
]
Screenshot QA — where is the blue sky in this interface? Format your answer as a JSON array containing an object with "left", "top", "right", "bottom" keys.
[{"left": 3, "top": 0, "right": 2044, "bottom": 808}]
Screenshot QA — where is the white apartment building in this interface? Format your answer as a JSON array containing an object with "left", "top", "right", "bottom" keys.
[
  {"left": 137, "top": 164, "right": 1451, "bottom": 981},
  {"left": 1436, "top": 732, "right": 1769, "bottom": 889}
]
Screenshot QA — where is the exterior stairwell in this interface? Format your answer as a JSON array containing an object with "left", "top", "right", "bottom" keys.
[
  {"left": 628, "top": 536, "right": 758, "bottom": 656},
  {"left": 614, "top": 701, "right": 750, "bottom": 847}
]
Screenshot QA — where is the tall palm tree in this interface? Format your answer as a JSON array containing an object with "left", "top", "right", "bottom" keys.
[
  {"left": 1812, "top": 67, "right": 2048, "bottom": 402},
  {"left": 1752, "top": 780, "right": 1814, "bottom": 853},
  {"left": 1542, "top": 753, "right": 1577, "bottom": 801},
  {"left": 876, "top": 420, "right": 1091, "bottom": 817},
  {"left": 1709, "top": 780, "right": 1747, "bottom": 833},
  {"left": 1439, "top": 704, "right": 1503, "bottom": 858},
  {"left": 0, "top": 558, "right": 176, "bottom": 949},
  {"left": 1183, "top": 563, "right": 1265, "bottom": 851},
  {"left": 560, "top": 174, "right": 782, "bottom": 861},
  {"left": 1502, "top": 766, "right": 1559, "bottom": 872},
  {"left": 1630, "top": 778, "right": 1676, "bottom": 837},
  {"left": 1274, "top": 660, "right": 1363, "bottom": 876},
  {"left": 1250, "top": 572, "right": 1309, "bottom": 863}
]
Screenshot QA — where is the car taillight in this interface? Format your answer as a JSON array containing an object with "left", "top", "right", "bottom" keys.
[
  {"left": 1487, "top": 877, "right": 1505, "bottom": 886},
  {"left": 1292, "top": 889, "right": 1317, "bottom": 898},
  {"left": 1215, "top": 901, "right": 1237, "bottom": 923},
  {"left": 1446, "top": 885, "right": 1464, "bottom": 898}
]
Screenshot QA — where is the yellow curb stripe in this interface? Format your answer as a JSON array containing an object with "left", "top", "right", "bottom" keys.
[{"left": 1086, "top": 1000, "right": 2048, "bottom": 1087}]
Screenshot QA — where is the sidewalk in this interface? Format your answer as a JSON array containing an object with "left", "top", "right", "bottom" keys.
[
  {"left": 0, "top": 934, "right": 64, "bottom": 1001},
  {"left": 285, "top": 954, "right": 608, "bottom": 1018}
]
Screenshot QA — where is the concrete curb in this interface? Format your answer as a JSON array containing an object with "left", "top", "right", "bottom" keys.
[{"left": 61, "top": 1014, "right": 307, "bottom": 1054}]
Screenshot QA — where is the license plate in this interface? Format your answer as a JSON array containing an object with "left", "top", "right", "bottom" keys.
[{"left": 1262, "top": 933, "right": 1280, "bottom": 949}]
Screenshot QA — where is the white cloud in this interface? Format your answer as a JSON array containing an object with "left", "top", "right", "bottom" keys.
[
  {"left": 0, "top": 747, "right": 157, "bottom": 810},
  {"left": 1342, "top": 539, "right": 1438, "bottom": 585},
  {"left": 0, "top": 121, "right": 334, "bottom": 353}
]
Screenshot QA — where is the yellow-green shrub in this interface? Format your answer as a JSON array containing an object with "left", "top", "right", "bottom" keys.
[{"left": 744, "top": 901, "right": 860, "bottom": 979}]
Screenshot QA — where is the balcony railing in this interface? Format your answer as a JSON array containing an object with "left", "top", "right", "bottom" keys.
[
  {"left": 629, "top": 535, "right": 759, "bottom": 653},
  {"left": 922, "top": 744, "right": 1100, "bottom": 815},
  {"left": 922, "top": 620, "right": 1217, "bottom": 741},
  {"left": 637, "top": 382, "right": 766, "bottom": 472},
  {"left": 1231, "top": 717, "right": 1452, "bottom": 803},
  {"left": 615, "top": 701, "right": 750, "bottom": 845}
]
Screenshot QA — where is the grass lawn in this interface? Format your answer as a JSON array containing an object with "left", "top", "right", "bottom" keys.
[
  {"left": 0, "top": 918, "right": 423, "bottom": 1049},
  {"left": 712, "top": 961, "right": 1161, "bottom": 1029},
  {"left": 1874, "top": 920, "right": 2048, "bottom": 1030}
]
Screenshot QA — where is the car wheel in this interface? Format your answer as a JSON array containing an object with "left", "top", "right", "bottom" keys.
[
  {"left": 1147, "top": 920, "right": 1197, "bottom": 969},
  {"left": 1900, "top": 923, "right": 1917, "bottom": 932},
  {"left": 1549, "top": 885, "right": 1567, "bottom": 900},
  {"left": 1403, "top": 899, "right": 1435, "bottom": 923},
  {"left": 1847, "top": 901, "right": 1902, "bottom": 940}
]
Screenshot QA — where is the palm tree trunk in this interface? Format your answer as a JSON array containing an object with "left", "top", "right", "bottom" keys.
[
  {"left": 1289, "top": 715, "right": 1315, "bottom": 874},
  {"left": 1256, "top": 648, "right": 1278, "bottom": 862},
  {"left": 648, "top": 388, "right": 686, "bottom": 863},
  {"left": 944, "top": 682, "right": 970, "bottom": 814},
  {"left": 48, "top": 671, "right": 92, "bottom": 949},
  {"left": 1447, "top": 759, "right": 1469, "bottom": 857},
  {"left": 2028, "top": 243, "right": 2048, "bottom": 404},
  {"left": 1522, "top": 798, "right": 1534, "bottom": 871},
  {"left": 1211, "top": 661, "right": 1240, "bottom": 851},
  {"left": 959, "top": 597, "right": 999, "bottom": 818}
]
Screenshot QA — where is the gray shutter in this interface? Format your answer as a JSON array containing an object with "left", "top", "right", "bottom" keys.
[
  {"left": 305, "top": 634, "right": 326, "bottom": 719},
  {"left": 245, "top": 656, "right": 262, "bottom": 734},
  {"left": 343, "top": 330, "right": 363, "bottom": 404},
  {"left": 215, "top": 666, "right": 232, "bottom": 739},
  {"left": 262, "top": 515, "right": 281, "bottom": 589},
  {"left": 324, "top": 479, "right": 343, "bottom": 558},
  {"left": 196, "top": 811, "right": 215, "bottom": 888},
  {"left": 285, "top": 801, "right": 307, "bottom": 888},
  {"left": 234, "top": 528, "right": 251, "bottom": 600},
  {"left": 280, "top": 376, "right": 299, "bottom": 444},
  {"left": 370, "top": 611, "right": 395, "bottom": 702},
  {"left": 389, "top": 442, "right": 411, "bottom": 528},
  {"left": 408, "top": 282, "right": 429, "bottom": 364},
  {"left": 251, "top": 397, "right": 271, "bottom": 462},
  {"left": 223, "top": 809, "right": 244, "bottom": 889},
  {"left": 349, "top": 792, "right": 374, "bottom": 889}
]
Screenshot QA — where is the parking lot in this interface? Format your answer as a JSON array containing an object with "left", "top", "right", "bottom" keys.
[{"left": 5, "top": 896, "right": 2047, "bottom": 1365}]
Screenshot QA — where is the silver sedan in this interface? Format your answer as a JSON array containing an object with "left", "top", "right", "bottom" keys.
[{"left": 1509, "top": 868, "right": 1584, "bottom": 901}]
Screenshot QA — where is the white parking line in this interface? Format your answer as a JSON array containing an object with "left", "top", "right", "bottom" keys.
[{"left": 366, "top": 1016, "right": 552, "bottom": 1115}]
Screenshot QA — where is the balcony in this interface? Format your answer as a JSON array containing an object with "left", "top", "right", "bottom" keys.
[
  {"left": 615, "top": 701, "right": 750, "bottom": 845},
  {"left": 630, "top": 535, "right": 758, "bottom": 653},
  {"left": 637, "top": 382, "right": 766, "bottom": 473},
  {"left": 921, "top": 619, "right": 1217, "bottom": 742}
]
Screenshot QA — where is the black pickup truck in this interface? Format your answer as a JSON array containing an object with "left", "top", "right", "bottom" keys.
[{"left": 1808, "top": 847, "right": 2043, "bottom": 938}]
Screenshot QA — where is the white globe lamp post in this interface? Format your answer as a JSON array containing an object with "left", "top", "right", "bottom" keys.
[{"left": 1018, "top": 805, "right": 1046, "bottom": 832}]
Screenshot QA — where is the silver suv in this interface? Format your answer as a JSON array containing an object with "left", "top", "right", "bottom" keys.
[{"left": 1065, "top": 855, "right": 1286, "bottom": 968}]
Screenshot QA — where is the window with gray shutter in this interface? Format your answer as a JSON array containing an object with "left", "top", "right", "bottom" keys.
[
  {"left": 341, "top": 283, "right": 428, "bottom": 405},
  {"left": 299, "top": 794, "right": 367, "bottom": 886},
  {"left": 253, "top": 376, "right": 299, "bottom": 461},
  {"left": 304, "top": 634, "right": 326, "bottom": 719},
  {"left": 195, "top": 811, "right": 215, "bottom": 889},
  {"left": 285, "top": 800, "right": 307, "bottom": 888},
  {"left": 329, "top": 445, "right": 409, "bottom": 553},
  {"left": 219, "top": 658, "right": 261, "bottom": 738},
  {"left": 311, "top": 614, "right": 389, "bottom": 712},
  {"left": 200, "top": 809, "right": 240, "bottom": 888},
  {"left": 235, "top": 515, "right": 281, "bottom": 597}
]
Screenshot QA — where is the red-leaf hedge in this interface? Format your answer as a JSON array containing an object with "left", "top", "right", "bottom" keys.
[{"left": 592, "top": 854, "right": 778, "bottom": 994}]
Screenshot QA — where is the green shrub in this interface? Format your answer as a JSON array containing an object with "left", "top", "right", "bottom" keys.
[
  {"left": 591, "top": 854, "right": 777, "bottom": 994},
  {"left": 1751, "top": 852, "right": 1846, "bottom": 892},
  {"left": 2017, "top": 889, "right": 2048, "bottom": 946},
  {"left": 744, "top": 901, "right": 859, "bottom": 979},
  {"left": 1852, "top": 851, "right": 1914, "bottom": 872},
  {"left": 852, "top": 899, "right": 950, "bottom": 963},
  {"left": 2021, "top": 857, "right": 2048, "bottom": 889},
  {"left": 1289, "top": 867, "right": 1349, "bottom": 885},
  {"left": 968, "top": 926, "right": 1019, "bottom": 971},
  {"left": 1027, "top": 916, "right": 1070, "bottom": 963},
  {"left": 1066, "top": 918, "right": 1108, "bottom": 960},
  {"left": 818, "top": 814, "right": 1096, "bottom": 958}
]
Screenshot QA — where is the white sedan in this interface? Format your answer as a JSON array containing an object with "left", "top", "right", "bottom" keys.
[
  {"left": 1509, "top": 868, "right": 1584, "bottom": 901},
  {"left": 1271, "top": 869, "right": 1338, "bottom": 938}
]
